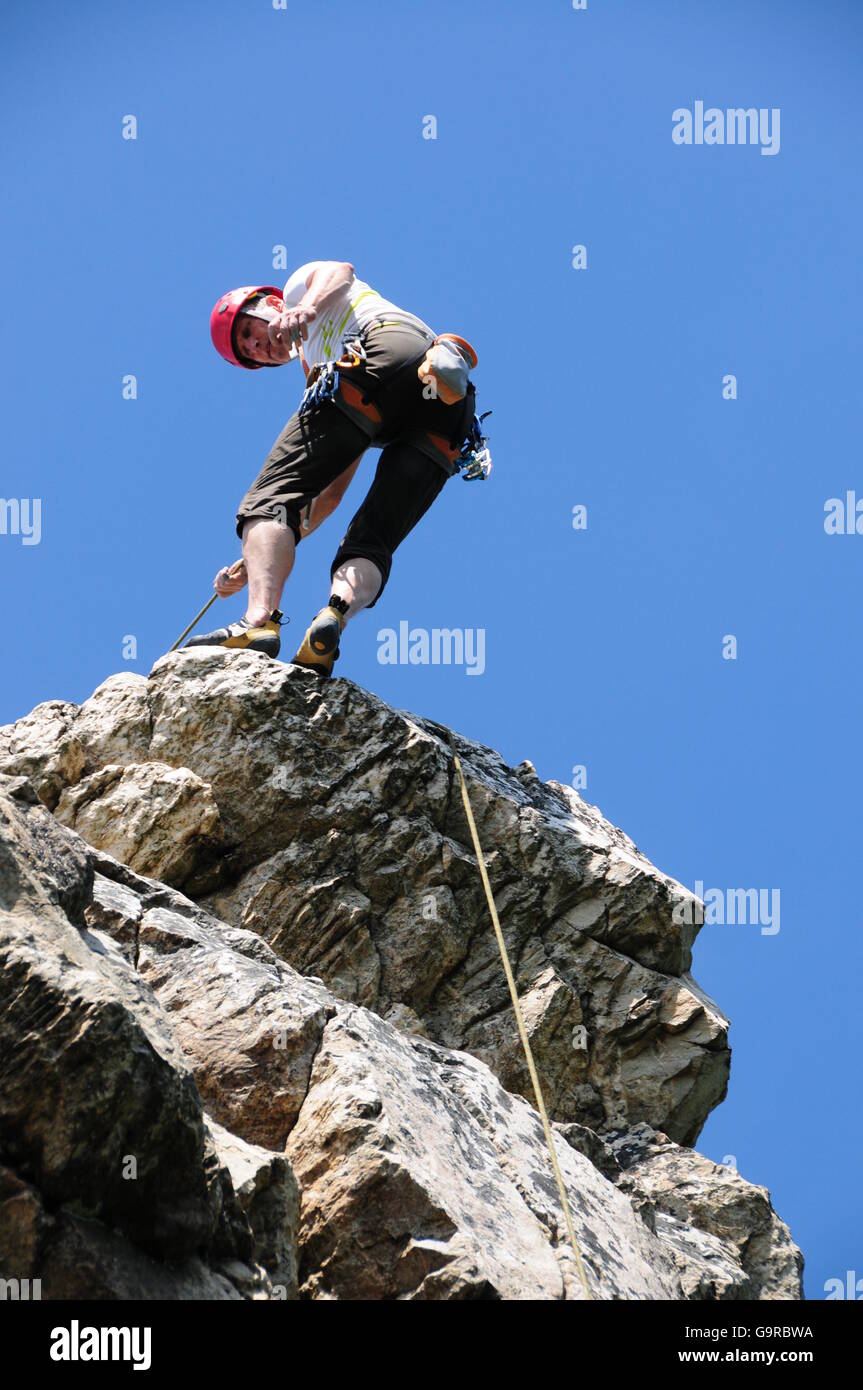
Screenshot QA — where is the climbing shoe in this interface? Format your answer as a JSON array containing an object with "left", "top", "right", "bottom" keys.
[
  {"left": 290, "top": 596, "right": 348, "bottom": 677},
  {"left": 185, "top": 610, "right": 284, "bottom": 659}
]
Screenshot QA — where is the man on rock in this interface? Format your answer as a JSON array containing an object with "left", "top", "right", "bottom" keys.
[{"left": 189, "top": 260, "right": 481, "bottom": 676}]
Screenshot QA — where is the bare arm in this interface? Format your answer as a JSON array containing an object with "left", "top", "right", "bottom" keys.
[
  {"left": 300, "top": 455, "right": 364, "bottom": 539},
  {"left": 300, "top": 261, "right": 355, "bottom": 316},
  {"left": 270, "top": 261, "right": 355, "bottom": 354}
]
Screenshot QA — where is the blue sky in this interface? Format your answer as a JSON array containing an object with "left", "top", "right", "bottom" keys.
[{"left": 2, "top": 0, "right": 860, "bottom": 1299}]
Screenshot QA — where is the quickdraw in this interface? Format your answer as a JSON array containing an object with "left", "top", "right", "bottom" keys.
[
  {"left": 298, "top": 360, "right": 338, "bottom": 416},
  {"left": 456, "top": 410, "right": 493, "bottom": 482},
  {"left": 299, "top": 339, "right": 366, "bottom": 417}
]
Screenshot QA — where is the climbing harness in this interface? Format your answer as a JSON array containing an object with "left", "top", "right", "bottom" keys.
[
  {"left": 298, "top": 333, "right": 493, "bottom": 489},
  {"left": 447, "top": 729, "right": 593, "bottom": 1300},
  {"left": 455, "top": 411, "right": 493, "bottom": 482}
]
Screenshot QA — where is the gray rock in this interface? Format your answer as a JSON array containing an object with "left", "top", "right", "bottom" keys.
[
  {"left": 0, "top": 784, "right": 213, "bottom": 1261},
  {"left": 0, "top": 781, "right": 298, "bottom": 1298},
  {"left": 56, "top": 761, "right": 226, "bottom": 893},
  {"left": 0, "top": 660, "right": 804, "bottom": 1300},
  {"left": 607, "top": 1124, "right": 803, "bottom": 1300},
  {"left": 286, "top": 1010, "right": 682, "bottom": 1300},
  {"left": 205, "top": 1116, "right": 300, "bottom": 1298},
  {"left": 3, "top": 654, "right": 729, "bottom": 1144}
]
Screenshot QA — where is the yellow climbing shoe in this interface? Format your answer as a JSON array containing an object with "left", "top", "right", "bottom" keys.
[
  {"left": 185, "top": 610, "right": 283, "bottom": 659},
  {"left": 290, "top": 602, "right": 347, "bottom": 677}
]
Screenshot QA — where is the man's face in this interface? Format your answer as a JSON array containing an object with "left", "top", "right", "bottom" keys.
[{"left": 235, "top": 296, "right": 293, "bottom": 366}]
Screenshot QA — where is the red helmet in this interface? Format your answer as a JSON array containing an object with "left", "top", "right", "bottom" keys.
[{"left": 210, "top": 285, "right": 283, "bottom": 369}]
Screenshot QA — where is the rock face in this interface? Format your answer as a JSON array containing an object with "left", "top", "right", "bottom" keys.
[
  {"left": 0, "top": 653, "right": 803, "bottom": 1299},
  {"left": 0, "top": 776, "right": 299, "bottom": 1301}
]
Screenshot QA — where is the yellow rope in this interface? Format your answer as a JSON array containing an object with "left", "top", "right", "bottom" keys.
[{"left": 448, "top": 731, "right": 593, "bottom": 1300}]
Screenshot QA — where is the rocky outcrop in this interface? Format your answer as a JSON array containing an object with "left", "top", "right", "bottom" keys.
[
  {"left": 607, "top": 1126, "right": 803, "bottom": 1301},
  {"left": 0, "top": 653, "right": 730, "bottom": 1145},
  {"left": 0, "top": 652, "right": 804, "bottom": 1299},
  {"left": 0, "top": 775, "right": 299, "bottom": 1300}
]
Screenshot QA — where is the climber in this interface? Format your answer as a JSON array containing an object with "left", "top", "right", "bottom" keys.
[{"left": 188, "top": 260, "right": 486, "bottom": 675}]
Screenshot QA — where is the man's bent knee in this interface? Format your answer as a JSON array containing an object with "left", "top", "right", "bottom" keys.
[{"left": 237, "top": 507, "right": 302, "bottom": 545}]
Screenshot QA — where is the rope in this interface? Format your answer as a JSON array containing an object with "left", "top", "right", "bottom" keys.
[
  {"left": 169, "top": 559, "right": 247, "bottom": 652},
  {"left": 447, "top": 730, "right": 593, "bottom": 1300},
  {"left": 169, "top": 593, "right": 218, "bottom": 652}
]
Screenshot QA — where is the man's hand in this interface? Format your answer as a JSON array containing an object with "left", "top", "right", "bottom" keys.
[
  {"left": 214, "top": 559, "right": 248, "bottom": 597},
  {"left": 269, "top": 304, "right": 318, "bottom": 354}
]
